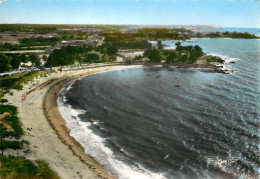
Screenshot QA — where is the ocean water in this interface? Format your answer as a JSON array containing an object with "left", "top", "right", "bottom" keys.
[{"left": 58, "top": 38, "right": 260, "bottom": 179}]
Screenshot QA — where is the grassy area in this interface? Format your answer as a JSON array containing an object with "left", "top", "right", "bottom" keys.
[
  {"left": 0, "top": 156, "right": 60, "bottom": 179},
  {"left": 0, "top": 105, "right": 23, "bottom": 137},
  {"left": 0, "top": 105, "right": 23, "bottom": 151},
  {"left": 0, "top": 71, "right": 51, "bottom": 90},
  {"left": 0, "top": 37, "right": 59, "bottom": 51},
  {"left": 86, "top": 25, "right": 127, "bottom": 33},
  {"left": 0, "top": 44, "right": 51, "bottom": 51}
]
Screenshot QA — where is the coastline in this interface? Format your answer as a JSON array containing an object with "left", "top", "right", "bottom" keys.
[
  {"left": 2, "top": 59, "right": 233, "bottom": 178},
  {"left": 4, "top": 64, "right": 132, "bottom": 179},
  {"left": 42, "top": 68, "right": 117, "bottom": 179}
]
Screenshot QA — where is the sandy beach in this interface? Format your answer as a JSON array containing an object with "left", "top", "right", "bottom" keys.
[{"left": 4, "top": 64, "right": 129, "bottom": 179}]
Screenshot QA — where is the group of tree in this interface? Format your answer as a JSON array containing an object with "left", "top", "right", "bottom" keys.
[
  {"left": 205, "top": 31, "right": 259, "bottom": 39},
  {"left": 58, "top": 31, "right": 89, "bottom": 40},
  {"left": 19, "top": 37, "right": 60, "bottom": 46},
  {"left": 135, "top": 28, "right": 190, "bottom": 40},
  {"left": 44, "top": 44, "right": 118, "bottom": 67},
  {"left": 144, "top": 42, "right": 204, "bottom": 64},
  {"left": 100, "top": 28, "right": 191, "bottom": 50},
  {"left": 205, "top": 56, "right": 224, "bottom": 63},
  {"left": 0, "top": 53, "right": 39, "bottom": 73}
]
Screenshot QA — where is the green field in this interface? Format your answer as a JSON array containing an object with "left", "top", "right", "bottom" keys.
[
  {"left": 0, "top": 71, "right": 51, "bottom": 90},
  {"left": 0, "top": 156, "right": 60, "bottom": 179},
  {"left": 0, "top": 24, "right": 74, "bottom": 33}
]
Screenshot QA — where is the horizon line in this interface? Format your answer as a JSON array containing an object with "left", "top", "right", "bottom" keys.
[{"left": 0, "top": 23, "right": 259, "bottom": 29}]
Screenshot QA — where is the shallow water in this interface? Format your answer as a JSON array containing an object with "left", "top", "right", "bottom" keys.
[{"left": 58, "top": 38, "right": 260, "bottom": 179}]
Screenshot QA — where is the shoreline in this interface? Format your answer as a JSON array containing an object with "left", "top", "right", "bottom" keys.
[
  {"left": 3, "top": 64, "right": 132, "bottom": 179},
  {"left": 2, "top": 62, "right": 232, "bottom": 179},
  {"left": 42, "top": 68, "right": 117, "bottom": 179}
]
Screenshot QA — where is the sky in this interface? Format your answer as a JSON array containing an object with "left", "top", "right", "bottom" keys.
[{"left": 0, "top": 0, "right": 259, "bottom": 28}]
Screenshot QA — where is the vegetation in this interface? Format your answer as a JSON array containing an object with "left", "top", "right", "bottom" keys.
[
  {"left": 86, "top": 25, "right": 127, "bottom": 33},
  {"left": 20, "top": 37, "right": 60, "bottom": 46},
  {"left": 45, "top": 45, "right": 118, "bottom": 67},
  {"left": 0, "top": 71, "right": 51, "bottom": 90},
  {"left": 58, "top": 31, "right": 88, "bottom": 40},
  {"left": 205, "top": 31, "right": 259, "bottom": 39},
  {"left": 0, "top": 105, "right": 23, "bottom": 137},
  {"left": 105, "top": 40, "right": 152, "bottom": 50},
  {"left": 0, "top": 99, "right": 8, "bottom": 104},
  {"left": 0, "top": 53, "right": 40, "bottom": 73},
  {"left": 0, "top": 105, "right": 23, "bottom": 153},
  {"left": 1, "top": 140, "right": 24, "bottom": 150},
  {"left": 136, "top": 28, "right": 190, "bottom": 40},
  {"left": 0, "top": 43, "right": 51, "bottom": 51},
  {"left": 0, "top": 24, "right": 73, "bottom": 33},
  {"left": 99, "top": 28, "right": 190, "bottom": 50},
  {"left": 144, "top": 42, "right": 204, "bottom": 63},
  {"left": 0, "top": 156, "right": 60, "bottom": 179},
  {"left": 144, "top": 49, "right": 165, "bottom": 63},
  {"left": 101, "top": 33, "right": 152, "bottom": 49},
  {"left": 205, "top": 55, "right": 224, "bottom": 63}
]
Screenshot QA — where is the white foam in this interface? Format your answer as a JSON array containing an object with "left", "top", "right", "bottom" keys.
[
  {"left": 66, "top": 79, "right": 77, "bottom": 91},
  {"left": 57, "top": 97, "right": 166, "bottom": 179},
  {"left": 208, "top": 53, "right": 238, "bottom": 63},
  {"left": 207, "top": 158, "right": 255, "bottom": 179},
  {"left": 57, "top": 66, "right": 166, "bottom": 179},
  {"left": 207, "top": 53, "right": 239, "bottom": 74}
]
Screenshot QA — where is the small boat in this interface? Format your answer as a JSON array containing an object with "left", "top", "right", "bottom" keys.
[
  {"left": 175, "top": 77, "right": 179, "bottom": 79},
  {"left": 175, "top": 84, "right": 181, "bottom": 87}
]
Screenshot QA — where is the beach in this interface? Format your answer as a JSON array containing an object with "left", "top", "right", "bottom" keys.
[{"left": 4, "top": 64, "right": 129, "bottom": 179}]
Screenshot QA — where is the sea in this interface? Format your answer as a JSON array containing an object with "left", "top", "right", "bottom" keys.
[{"left": 57, "top": 28, "right": 260, "bottom": 179}]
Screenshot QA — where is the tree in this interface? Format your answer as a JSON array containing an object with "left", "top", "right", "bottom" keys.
[
  {"left": 84, "top": 52, "right": 102, "bottom": 62},
  {"left": 0, "top": 54, "right": 12, "bottom": 72},
  {"left": 0, "top": 125, "right": 7, "bottom": 155},
  {"left": 157, "top": 40, "right": 163, "bottom": 49},
  {"left": 194, "top": 45, "right": 203, "bottom": 57},
  {"left": 166, "top": 51, "right": 178, "bottom": 63},
  {"left": 175, "top": 42, "right": 181, "bottom": 47},
  {"left": 106, "top": 46, "right": 118, "bottom": 56},
  {"left": 0, "top": 99, "right": 8, "bottom": 104},
  {"left": 43, "top": 54, "right": 47, "bottom": 61},
  {"left": 10, "top": 55, "right": 21, "bottom": 69},
  {"left": 144, "top": 49, "right": 162, "bottom": 62}
]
